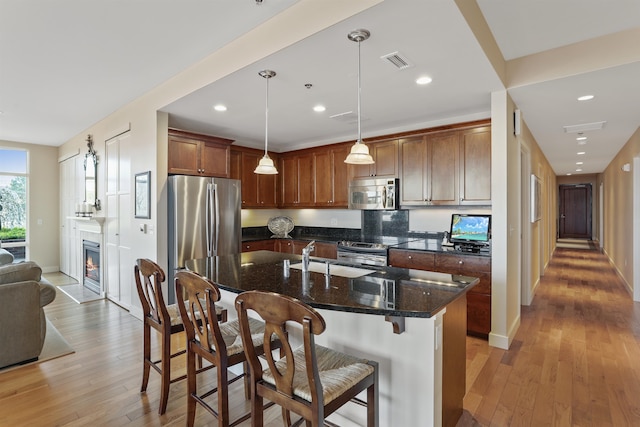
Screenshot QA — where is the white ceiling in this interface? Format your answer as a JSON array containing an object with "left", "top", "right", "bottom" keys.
[{"left": 2, "top": 0, "right": 639, "bottom": 177}]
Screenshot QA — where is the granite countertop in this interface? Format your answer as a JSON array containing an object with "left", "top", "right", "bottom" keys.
[
  {"left": 185, "top": 250, "right": 478, "bottom": 318},
  {"left": 242, "top": 232, "right": 491, "bottom": 257}
]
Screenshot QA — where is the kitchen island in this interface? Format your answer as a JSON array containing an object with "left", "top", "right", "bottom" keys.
[{"left": 186, "top": 250, "right": 478, "bottom": 427}]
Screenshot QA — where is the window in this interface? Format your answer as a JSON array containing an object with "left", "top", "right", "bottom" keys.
[{"left": 0, "top": 149, "right": 27, "bottom": 261}]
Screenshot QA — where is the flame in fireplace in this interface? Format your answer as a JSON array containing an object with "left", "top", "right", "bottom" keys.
[{"left": 86, "top": 255, "right": 100, "bottom": 281}]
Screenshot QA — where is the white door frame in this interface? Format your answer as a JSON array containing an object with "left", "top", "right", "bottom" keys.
[
  {"left": 521, "top": 144, "right": 532, "bottom": 305},
  {"left": 633, "top": 157, "right": 639, "bottom": 302}
]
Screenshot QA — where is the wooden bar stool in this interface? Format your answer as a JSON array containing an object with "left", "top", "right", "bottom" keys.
[
  {"left": 175, "top": 271, "right": 279, "bottom": 427},
  {"left": 134, "top": 259, "right": 226, "bottom": 415},
  {"left": 235, "top": 290, "right": 379, "bottom": 427}
]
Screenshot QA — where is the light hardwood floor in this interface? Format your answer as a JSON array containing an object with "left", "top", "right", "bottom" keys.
[{"left": 1, "top": 247, "right": 639, "bottom": 426}]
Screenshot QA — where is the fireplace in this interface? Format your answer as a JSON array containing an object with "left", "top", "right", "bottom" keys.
[{"left": 82, "top": 240, "right": 101, "bottom": 294}]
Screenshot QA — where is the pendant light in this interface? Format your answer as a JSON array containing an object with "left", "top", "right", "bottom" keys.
[
  {"left": 344, "top": 29, "right": 374, "bottom": 165},
  {"left": 254, "top": 69, "right": 278, "bottom": 174}
]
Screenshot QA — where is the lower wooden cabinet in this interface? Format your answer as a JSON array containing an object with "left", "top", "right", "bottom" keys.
[
  {"left": 241, "top": 239, "right": 337, "bottom": 260},
  {"left": 388, "top": 248, "right": 491, "bottom": 338},
  {"left": 388, "top": 249, "right": 435, "bottom": 270},
  {"left": 242, "top": 240, "right": 276, "bottom": 252}
]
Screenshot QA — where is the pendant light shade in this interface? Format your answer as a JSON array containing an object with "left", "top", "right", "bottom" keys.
[
  {"left": 255, "top": 69, "right": 278, "bottom": 174},
  {"left": 345, "top": 29, "right": 374, "bottom": 165}
]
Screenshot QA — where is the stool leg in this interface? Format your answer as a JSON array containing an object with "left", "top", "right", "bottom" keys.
[
  {"left": 141, "top": 322, "right": 151, "bottom": 392},
  {"left": 243, "top": 361, "right": 251, "bottom": 400},
  {"left": 218, "top": 364, "right": 230, "bottom": 427},
  {"left": 186, "top": 343, "right": 197, "bottom": 427},
  {"left": 158, "top": 326, "right": 171, "bottom": 415}
]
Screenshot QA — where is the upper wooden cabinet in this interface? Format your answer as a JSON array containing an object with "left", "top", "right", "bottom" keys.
[
  {"left": 459, "top": 126, "right": 491, "bottom": 205},
  {"left": 399, "top": 125, "right": 490, "bottom": 207},
  {"left": 314, "top": 144, "right": 350, "bottom": 207},
  {"left": 168, "top": 128, "right": 233, "bottom": 178},
  {"left": 400, "top": 132, "right": 459, "bottom": 206},
  {"left": 348, "top": 139, "right": 399, "bottom": 179},
  {"left": 230, "top": 147, "right": 278, "bottom": 208},
  {"left": 280, "top": 153, "right": 314, "bottom": 207}
]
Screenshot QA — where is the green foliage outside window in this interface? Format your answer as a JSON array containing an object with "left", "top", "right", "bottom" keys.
[
  {"left": 0, "top": 176, "right": 26, "bottom": 230},
  {"left": 0, "top": 227, "right": 25, "bottom": 240}
]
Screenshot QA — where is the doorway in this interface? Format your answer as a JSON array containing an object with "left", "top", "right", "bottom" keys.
[{"left": 558, "top": 184, "right": 592, "bottom": 239}]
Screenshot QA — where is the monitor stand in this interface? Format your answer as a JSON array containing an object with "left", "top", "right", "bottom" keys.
[{"left": 454, "top": 243, "right": 482, "bottom": 253}]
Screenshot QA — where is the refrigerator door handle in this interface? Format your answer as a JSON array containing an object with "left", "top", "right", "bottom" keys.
[
  {"left": 206, "top": 183, "right": 214, "bottom": 257},
  {"left": 213, "top": 183, "right": 220, "bottom": 255}
]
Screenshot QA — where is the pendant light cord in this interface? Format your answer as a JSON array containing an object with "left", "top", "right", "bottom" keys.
[
  {"left": 264, "top": 73, "right": 269, "bottom": 156},
  {"left": 357, "top": 38, "right": 362, "bottom": 144}
]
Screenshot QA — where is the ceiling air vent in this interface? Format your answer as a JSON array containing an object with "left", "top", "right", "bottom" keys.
[
  {"left": 329, "top": 111, "right": 368, "bottom": 124},
  {"left": 380, "top": 51, "right": 413, "bottom": 70},
  {"left": 563, "top": 121, "right": 606, "bottom": 133}
]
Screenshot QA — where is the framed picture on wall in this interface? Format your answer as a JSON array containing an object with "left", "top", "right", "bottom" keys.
[
  {"left": 531, "top": 174, "right": 541, "bottom": 223},
  {"left": 135, "top": 171, "right": 151, "bottom": 219}
]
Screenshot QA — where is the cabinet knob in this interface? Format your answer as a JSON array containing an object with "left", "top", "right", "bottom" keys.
[
  {"left": 458, "top": 260, "right": 463, "bottom": 265},
  {"left": 408, "top": 255, "right": 412, "bottom": 259}
]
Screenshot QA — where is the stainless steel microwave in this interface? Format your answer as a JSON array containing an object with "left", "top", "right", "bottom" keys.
[{"left": 348, "top": 177, "right": 399, "bottom": 210}]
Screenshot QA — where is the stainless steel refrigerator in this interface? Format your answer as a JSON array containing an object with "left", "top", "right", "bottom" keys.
[{"left": 168, "top": 175, "right": 241, "bottom": 303}]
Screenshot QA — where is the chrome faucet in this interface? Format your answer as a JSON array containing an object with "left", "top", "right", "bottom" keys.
[{"left": 302, "top": 240, "right": 316, "bottom": 272}]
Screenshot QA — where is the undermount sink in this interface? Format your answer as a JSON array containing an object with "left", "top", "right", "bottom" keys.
[{"left": 289, "top": 262, "right": 375, "bottom": 278}]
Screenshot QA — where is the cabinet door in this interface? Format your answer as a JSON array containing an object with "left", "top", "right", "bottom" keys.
[
  {"left": 280, "top": 156, "right": 299, "bottom": 206},
  {"left": 240, "top": 152, "right": 259, "bottom": 207},
  {"left": 459, "top": 126, "right": 491, "bottom": 205},
  {"left": 331, "top": 146, "right": 350, "bottom": 207},
  {"left": 314, "top": 151, "right": 332, "bottom": 205},
  {"left": 200, "top": 141, "right": 229, "bottom": 178},
  {"left": 297, "top": 154, "right": 314, "bottom": 206},
  {"left": 428, "top": 132, "right": 459, "bottom": 205},
  {"left": 277, "top": 239, "right": 294, "bottom": 253},
  {"left": 229, "top": 149, "right": 242, "bottom": 181},
  {"left": 314, "top": 242, "right": 337, "bottom": 259},
  {"left": 315, "top": 146, "right": 350, "bottom": 207},
  {"left": 388, "top": 248, "right": 435, "bottom": 270},
  {"left": 168, "top": 136, "right": 200, "bottom": 175},
  {"left": 372, "top": 140, "right": 398, "bottom": 177},
  {"left": 399, "top": 137, "right": 428, "bottom": 205},
  {"left": 257, "top": 174, "right": 278, "bottom": 207},
  {"left": 242, "top": 240, "right": 276, "bottom": 252}
]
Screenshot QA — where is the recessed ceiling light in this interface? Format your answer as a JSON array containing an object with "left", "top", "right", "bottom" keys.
[
  {"left": 576, "top": 136, "right": 587, "bottom": 141},
  {"left": 578, "top": 141, "right": 587, "bottom": 146},
  {"left": 577, "top": 151, "right": 585, "bottom": 155},
  {"left": 416, "top": 76, "right": 432, "bottom": 85},
  {"left": 213, "top": 104, "right": 227, "bottom": 112},
  {"left": 576, "top": 161, "right": 583, "bottom": 165},
  {"left": 577, "top": 95, "right": 594, "bottom": 101},
  {"left": 313, "top": 105, "right": 326, "bottom": 112},
  {"left": 576, "top": 168, "right": 583, "bottom": 172},
  {"left": 566, "top": 173, "right": 572, "bottom": 176}
]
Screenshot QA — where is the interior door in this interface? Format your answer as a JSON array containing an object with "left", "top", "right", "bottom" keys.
[{"left": 559, "top": 184, "right": 592, "bottom": 239}]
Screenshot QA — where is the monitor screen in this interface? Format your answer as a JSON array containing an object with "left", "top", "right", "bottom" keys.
[{"left": 449, "top": 214, "right": 491, "bottom": 244}]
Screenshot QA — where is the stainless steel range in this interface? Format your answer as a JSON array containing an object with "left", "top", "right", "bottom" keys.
[{"left": 337, "top": 241, "right": 389, "bottom": 266}]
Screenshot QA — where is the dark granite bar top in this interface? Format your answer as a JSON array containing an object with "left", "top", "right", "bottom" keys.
[{"left": 185, "top": 250, "right": 478, "bottom": 318}]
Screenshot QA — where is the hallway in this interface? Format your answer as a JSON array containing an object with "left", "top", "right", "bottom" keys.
[{"left": 459, "top": 247, "right": 640, "bottom": 426}]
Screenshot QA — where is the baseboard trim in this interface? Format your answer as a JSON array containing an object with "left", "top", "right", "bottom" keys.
[{"left": 488, "top": 314, "right": 521, "bottom": 350}]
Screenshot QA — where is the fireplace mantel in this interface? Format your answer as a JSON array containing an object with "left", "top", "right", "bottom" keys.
[{"left": 70, "top": 216, "right": 105, "bottom": 234}]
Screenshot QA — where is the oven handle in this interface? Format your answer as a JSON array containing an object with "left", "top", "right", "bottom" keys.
[{"left": 336, "top": 245, "right": 387, "bottom": 254}]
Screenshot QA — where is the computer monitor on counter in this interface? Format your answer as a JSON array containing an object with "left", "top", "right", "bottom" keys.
[{"left": 449, "top": 214, "right": 491, "bottom": 253}]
